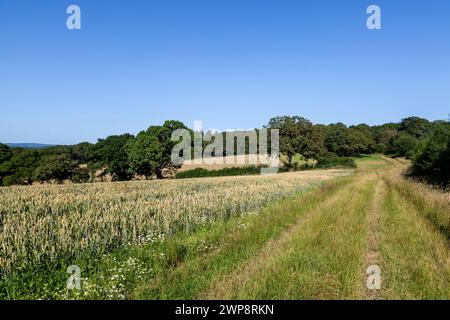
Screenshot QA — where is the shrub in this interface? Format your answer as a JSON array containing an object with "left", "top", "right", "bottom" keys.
[
  {"left": 316, "top": 156, "right": 357, "bottom": 169},
  {"left": 70, "top": 167, "right": 90, "bottom": 183},
  {"left": 390, "top": 133, "right": 419, "bottom": 158},
  {"left": 412, "top": 123, "right": 450, "bottom": 185},
  {"left": 175, "top": 166, "right": 264, "bottom": 179},
  {"left": 278, "top": 162, "right": 315, "bottom": 172}
]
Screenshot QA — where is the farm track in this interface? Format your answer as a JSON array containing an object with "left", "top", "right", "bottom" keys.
[
  {"left": 362, "top": 179, "right": 384, "bottom": 299},
  {"left": 191, "top": 157, "right": 450, "bottom": 299},
  {"left": 203, "top": 176, "right": 372, "bottom": 299}
]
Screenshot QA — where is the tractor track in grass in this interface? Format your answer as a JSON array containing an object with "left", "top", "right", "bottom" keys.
[
  {"left": 363, "top": 178, "right": 385, "bottom": 299},
  {"left": 203, "top": 175, "right": 372, "bottom": 299},
  {"left": 379, "top": 183, "right": 450, "bottom": 299}
]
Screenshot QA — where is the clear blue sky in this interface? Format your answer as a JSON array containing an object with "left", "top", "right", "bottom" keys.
[{"left": 1, "top": 0, "right": 449, "bottom": 144}]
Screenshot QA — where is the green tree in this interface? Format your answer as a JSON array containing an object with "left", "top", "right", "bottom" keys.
[
  {"left": 0, "top": 143, "right": 13, "bottom": 185},
  {"left": 32, "top": 153, "right": 80, "bottom": 183},
  {"left": 0, "top": 143, "right": 12, "bottom": 164},
  {"left": 399, "top": 116, "right": 432, "bottom": 139},
  {"left": 266, "top": 116, "right": 323, "bottom": 169},
  {"left": 127, "top": 120, "right": 188, "bottom": 179},
  {"left": 0, "top": 149, "right": 41, "bottom": 186},
  {"left": 325, "top": 123, "right": 356, "bottom": 157},
  {"left": 70, "top": 142, "right": 94, "bottom": 163},
  {"left": 349, "top": 124, "right": 375, "bottom": 154},
  {"left": 325, "top": 123, "right": 376, "bottom": 157},
  {"left": 92, "top": 134, "right": 134, "bottom": 181},
  {"left": 413, "top": 123, "right": 450, "bottom": 180},
  {"left": 373, "top": 127, "right": 397, "bottom": 154},
  {"left": 389, "top": 132, "right": 418, "bottom": 158}
]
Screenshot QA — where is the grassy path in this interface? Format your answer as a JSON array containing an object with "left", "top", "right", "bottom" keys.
[
  {"left": 363, "top": 179, "right": 384, "bottom": 300},
  {"left": 205, "top": 175, "right": 378, "bottom": 299}
]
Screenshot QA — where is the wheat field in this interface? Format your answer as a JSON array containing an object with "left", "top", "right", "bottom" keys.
[{"left": 0, "top": 169, "right": 352, "bottom": 275}]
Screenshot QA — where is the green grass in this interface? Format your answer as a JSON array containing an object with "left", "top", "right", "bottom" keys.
[
  {"left": 354, "top": 154, "right": 390, "bottom": 170},
  {"left": 387, "top": 177, "right": 450, "bottom": 240},
  {"left": 380, "top": 185, "right": 450, "bottom": 299},
  {"left": 215, "top": 178, "right": 375, "bottom": 299}
]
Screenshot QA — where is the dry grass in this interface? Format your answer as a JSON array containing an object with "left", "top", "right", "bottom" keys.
[
  {"left": 385, "top": 172, "right": 450, "bottom": 239},
  {"left": 375, "top": 161, "right": 450, "bottom": 299}
]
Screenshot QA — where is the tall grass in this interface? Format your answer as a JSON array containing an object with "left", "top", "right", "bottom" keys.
[{"left": 385, "top": 174, "right": 450, "bottom": 239}]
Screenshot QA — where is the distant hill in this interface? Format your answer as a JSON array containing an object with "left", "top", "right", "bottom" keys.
[{"left": 6, "top": 143, "right": 56, "bottom": 149}]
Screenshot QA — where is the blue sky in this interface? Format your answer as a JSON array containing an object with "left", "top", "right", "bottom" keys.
[{"left": 1, "top": 0, "right": 449, "bottom": 144}]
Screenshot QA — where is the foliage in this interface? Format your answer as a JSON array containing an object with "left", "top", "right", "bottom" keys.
[
  {"left": 398, "top": 116, "right": 432, "bottom": 139},
  {"left": 0, "top": 149, "right": 41, "bottom": 186},
  {"left": 92, "top": 134, "right": 134, "bottom": 181},
  {"left": 175, "top": 166, "right": 263, "bottom": 179},
  {"left": 70, "top": 142, "right": 94, "bottom": 163},
  {"left": 0, "top": 116, "right": 445, "bottom": 186},
  {"left": 412, "top": 123, "right": 450, "bottom": 184},
  {"left": 389, "top": 132, "right": 419, "bottom": 158},
  {"left": 325, "top": 123, "right": 374, "bottom": 157},
  {"left": 127, "top": 120, "right": 187, "bottom": 179},
  {"left": 373, "top": 127, "right": 397, "bottom": 154},
  {"left": 0, "top": 143, "right": 12, "bottom": 164},
  {"left": 32, "top": 153, "right": 82, "bottom": 184},
  {"left": 316, "top": 155, "right": 357, "bottom": 169},
  {"left": 266, "top": 116, "right": 325, "bottom": 168},
  {"left": 0, "top": 143, "right": 13, "bottom": 185}
]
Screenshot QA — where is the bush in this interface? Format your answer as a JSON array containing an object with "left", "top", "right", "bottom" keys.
[
  {"left": 412, "top": 123, "right": 450, "bottom": 185},
  {"left": 32, "top": 153, "right": 79, "bottom": 184},
  {"left": 278, "top": 162, "right": 315, "bottom": 172},
  {"left": 316, "top": 156, "right": 357, "bottom": 169},
  {"left": 0, "top": 143, "right": 12, "bottom": 164},
  {"left": 0, "top": 149, "right": 41, "bottom": 186},
  {"left": 175, "top": 166, "right": 264, "bottom": 179},
  {"left": 2, "top": 174, "right": 25, "bottom": 186},
  {"left": 70, "top": 167, "right": 90, "bottom": 183},
  {"left": 390, "top": 133, "right": 418, "bottom": 158}
]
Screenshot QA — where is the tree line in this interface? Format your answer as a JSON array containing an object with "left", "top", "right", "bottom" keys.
[{"left": 0, "top": 116, "right": 449, "bottom": 186}]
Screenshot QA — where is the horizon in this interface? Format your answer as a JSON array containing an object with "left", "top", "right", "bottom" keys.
[
  {"left": 1, "top": 0, "right": 450, "bottom": 144},
  {"left": 3, "top": 114, "right": 448, "bottom": 146}
]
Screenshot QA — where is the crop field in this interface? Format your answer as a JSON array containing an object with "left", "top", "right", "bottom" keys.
[
  {"left": 0, "top": 168, "right": 351, "bottom": 298},
  {"left": 1, "top": 156, "right": 449, "bottom": 300}
]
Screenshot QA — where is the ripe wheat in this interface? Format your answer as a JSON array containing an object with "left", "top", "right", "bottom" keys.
[{"left": 0, "top": 170, "right": 351, "bottom": 273}]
